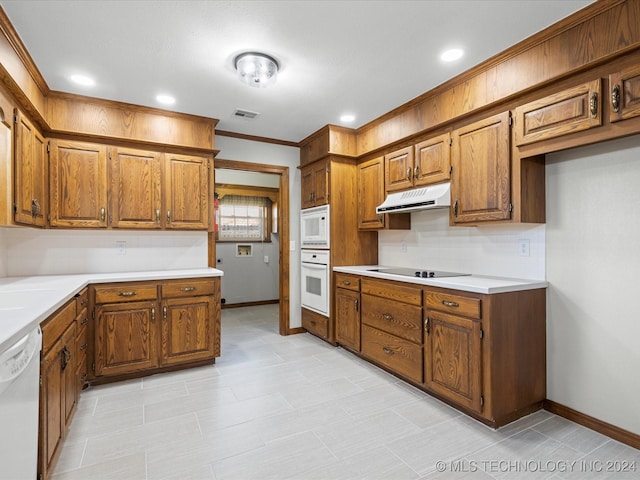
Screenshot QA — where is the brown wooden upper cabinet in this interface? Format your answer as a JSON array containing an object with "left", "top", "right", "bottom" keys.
[
  {"left": 49, "top": 139, "right": 108, "bottom": 228},
  {"left": 301, "top": 158, "right": 329, "bottom": 209},
  {"left": 357, "top": 156, "right": 410, "bottom": 230},
  {"left": 609, "top": 64, "right": 640, "bottom": 123},
  {"left": 164, "top": 153, "right": 210, "bottom": 230},
  {"left": 514, "top": 79, "right": 601, "bottom": 146},
  {"left": 385, "top": 133, "right": 451, "bottom": 194},
  {"left": 450, "top": 111, "right": 511, "bottom": 225},
  {"left": 109, "top": 147, "right": 162, "bottom": 229},
  {"left": 14, "top": 110, "right": 47, "bottom": 227}
]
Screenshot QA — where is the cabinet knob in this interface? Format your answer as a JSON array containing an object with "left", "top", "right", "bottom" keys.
[
  {"left": 100, "top": 207, "right": 106, "bottom": 222},
  {"left": 180, "top": 286, "right": 197, "bottom": 292},
  {"left": 167, "top": 210, "right": 172, "bottom": 223},
  {"left": 589, "top": 92, "right": 598, "bottom": 118},
  {"left": 151, "top": 307, "right": 155, "bottom": 322},
  {"left": 406, "top": 167, "right": 412, "bottom": 181},
  {"left": 155, "top": 209, "right": 161, "bottom": 224},
  {"left": 354, "top": 299, "right": 359, "bottom": 312},
  {"left": 453, "top": 200, "right": 459, "bottom": 217},
  {"left": 414, "top": 164, "right": 420, "bottom": 179},
  {"left": 611, "top": 84, "right": 621, "bottom": 113},
  {"left": 424, "top": 317, "right": 430, "bottom": 334},
  {"left": 442, "top": 300, "right": 459, "bottom": 308},
  {"left": 382, "top": 313, "right": 393, "bottom": 321},
  {"left": 382, "top": 347, "right": 394, "bottom": 355},
  {"left": 342, "top": 281, "right": 351, "bottom": 286},
  {"left": 117, "top": 291, "right": 137, "bottom": 297}
]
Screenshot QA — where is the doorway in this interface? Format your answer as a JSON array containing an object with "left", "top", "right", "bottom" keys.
[{"left": 212, "top": 159, "right": 291, "bottom": 335}]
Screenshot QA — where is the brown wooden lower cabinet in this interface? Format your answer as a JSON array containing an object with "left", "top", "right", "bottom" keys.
[
  {"left": 301, "top": 307, "right": 329, "bottom": 340},
  {"left": 333, "top": 274, "right": 546, "bottom": 428},
  {"left": 334, "top": 282, "right": 360, "bottom": 351}
]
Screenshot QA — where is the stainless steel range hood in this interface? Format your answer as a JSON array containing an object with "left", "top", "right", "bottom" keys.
[{"left": 376, "top": 182, "right": 451, "bottom": 214}]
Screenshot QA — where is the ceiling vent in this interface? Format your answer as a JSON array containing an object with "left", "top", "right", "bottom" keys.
[{"left": 233, "top": 108, "right": 260, "bottom": 120}]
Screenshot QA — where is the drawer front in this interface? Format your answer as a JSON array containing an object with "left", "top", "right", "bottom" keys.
[
  {"left": 76, "top": 324, "right": 88, "bottom": 360},
  {"left": 335, "top": 273, "right": 360, "bottom": 292},
  {"left": 162, "top": 279, "right": 216, "bottom": 299},
  {"left": 361, "top": 325, "right": 423, "bottom": 383},
  {"left": 94, "top": 283, "right": 158, "bottom": 304},
  {"left": 302, "top": 308, "right": 329, "bottom": 339},
  {"left": 75, "top": 287, "right": 89, "bottom": 312},
  {"left": 425, "top": 290, "right": 481, "bottom": 319},
  {"left": 361, "top": 278, "right": 422, "bottom": 306},
  {"left": 361, "top": 294, "right": 422, "bottom": 344},
  {"left": 42, "top": 299, "right": 76, "bottom": 353}
]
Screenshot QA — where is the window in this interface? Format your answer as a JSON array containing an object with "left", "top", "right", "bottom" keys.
[{"left": 216, "top": 195, "right": 271, "bottom": 242}]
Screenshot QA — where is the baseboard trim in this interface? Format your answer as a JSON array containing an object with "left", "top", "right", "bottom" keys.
[
  {"left": 544, "top": 399, "right": 640, "bottom": 450},
  {"left": 287, "top": 327, "right": 306, "bottom": 335},
  {"left": 221, "top": 299, "right": 279, "bottom": 309}
]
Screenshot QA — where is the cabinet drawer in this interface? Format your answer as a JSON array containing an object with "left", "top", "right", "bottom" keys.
[
  {"left": 335, "top": 273, "right": 360, "bottom": 291},
  {"left": 425, "top": 290, "right": 481, "bottom": 319},
  {"left": 94, "top": 283, "right": 157, "bottom": 304},
  {"left": 41, "top": 300, "right": 76, "bottom": 353},
  {"left": 162, "top": 279, "right": 216, "bottom": 299},
  {"left": 75, "top": 288, "right": 89, "bottom": 312},
  {"left": 302, "top": 308, "right": 329, "bottom": 339},
  {"left": 361, "top": 294, "right": 422, "bottom": 344},
  {"left": 361, "top": 278, "right": 422, "bottom": 306},
  {"left": 361, "top": 325, "right": 423, "bottom": 383}
]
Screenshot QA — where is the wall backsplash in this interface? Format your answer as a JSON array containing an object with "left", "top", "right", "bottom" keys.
[
  {"left": 378, "top": 210, "right": 545, "bottom": 280},
  {"left": 3, "top": 228, "right": 208, "bottom": 276}
]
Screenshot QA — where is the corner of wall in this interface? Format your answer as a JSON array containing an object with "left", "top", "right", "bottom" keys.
[{"left": 0, "top": 227, "right": 7, "bottom": 277}]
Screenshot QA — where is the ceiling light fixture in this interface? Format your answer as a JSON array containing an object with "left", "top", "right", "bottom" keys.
[
  {"left": 156, "top": 94, "right": 176, "bottom": 105},
  {"left": 70, "top": 74, "right": 95, "bottom": 86},
  {"left": 340, "top": 114, "right": 356, "bottom": 123},
  {"left": 234, "top": 52, "right": 279, "bottom": 88},
  {"left": 440, "top": 48, "right": 464, "bottom": 62}
]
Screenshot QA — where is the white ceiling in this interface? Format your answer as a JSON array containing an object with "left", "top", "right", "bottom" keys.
[{"left": 1, "top": 0, "right": 594, "bottom": 144}]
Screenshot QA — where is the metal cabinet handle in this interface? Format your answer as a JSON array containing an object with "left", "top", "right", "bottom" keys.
[
  {"left": 453, "top": 200, "right": 459, "bottom": 217},
  {"left": 151, "top": 307, "right": 155, "bottom": 322},
  {"left": 80, "top": 298, "right": 88, "bottom": 306},
  {"left": 342, "top": 280, "right": 351, "bottom": 286},
  {"left": 100, "top": 207, "right": 106, "bottom": 222},
  {"left": 180, "top": 286, "right": 196, "bottom": 292},
  {"left": 406, "top": 167, "right": 412, "bottom": 181},
  {"left": 80, "top": 343, "right": 88, "bottom": 351},
  {"left": 589, "top": 92, "right": 598, "bottom": 118},
  {"left": 414, "top": 164, "right": 420, "bottom": 179},
  {"left": 310, "top": 320, "right": 317, "bottom": 326},
  {"left": 61, "top": 345, "right": 71, "bottom": 371},
  {"left": 155, "top": 209, "right": 161, "bottom": 224},
  {"left": 382, "top": 313, "right": 393, "bottom": 321},
  {"left": 382, "top": 347, "right": 394, "bottom": 355},
  {"left": 354, "top": 299, "right": 359, "bottom": 312},
  {"left": 163, "top": 305, "right": 167, "bottom": 319},
  {"left": 167, "top": 210, "right": 171, "bottom": 223},
  {"left": 442, "top": 300, "right": 459, "bottom": 308},
  {"left": 117, "top": 291, "right": 137, "bottom": 297},
  {"left": 612, "top": 84, "right": 621, "bottom": 113},
  {"left": 424, "top": 317, "right": 430, "bottom": 334},
  {"left": 80, "top": 317, "right": 88, "bottom": 326},
  {"left": 31, "top": 198, "right": 41, "bottom": 217}
]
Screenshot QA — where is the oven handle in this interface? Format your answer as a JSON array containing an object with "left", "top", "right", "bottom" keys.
[{"left": 301, "top": 262, "right": 328, "bottom": 269}]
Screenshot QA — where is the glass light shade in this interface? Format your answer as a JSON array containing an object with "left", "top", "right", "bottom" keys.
[{"left": 235, "top": 52, "right": 279, "bottom": 88}]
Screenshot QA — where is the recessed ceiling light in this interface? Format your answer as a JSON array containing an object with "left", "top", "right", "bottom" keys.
[
  {"left": 70, "top": 74, "right": 95, "bottom": 86},
  {"left": 440, "top": 48, "right": 464, "bottom": 62},
  {"left": 340, "top": 114, "right": 356, "bottom": 123},
  {"left": 156, "top": 94, "right": 176, "bottom": 105}
]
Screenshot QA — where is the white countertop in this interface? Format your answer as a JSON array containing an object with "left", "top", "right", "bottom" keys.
[
  {"left": 0, "top": 268, "right": 223, "bottom": 352},
  {"left": 334, "top": 266, "right": 547, "bottom": 294}
]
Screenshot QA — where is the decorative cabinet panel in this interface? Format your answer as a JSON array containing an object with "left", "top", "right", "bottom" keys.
[
  {"left": 335, "top": 275, "right": 361, "bottom": 351},
  {"left": 384, "top": 146, "right": 414, "bottom": 193},
  {"left": 609, "top": 64, "right": 640, "bottom": 123},
  {"left": 49, "top": 139, "right": 108, "bottom": 228},
  {"left": 14, "top": 109, "right": 47, "bottom": 227},
  {"left": 514, "top": 79, "right": 601, "bottom": 146},
  {"left": 357, "top": 156, "right": 410, "bottom": 230},
  {"left": 109, "top": 147, "right": 162, "bottom": 229},
  {"left": 164, "top": 153, "right": 209, "bottom": 229},
  {"left": 301, "top": 158, "right": 329, "bottom": 208},
  {"left": 451, "top": 111, "right": 511, "bottom": 225}
]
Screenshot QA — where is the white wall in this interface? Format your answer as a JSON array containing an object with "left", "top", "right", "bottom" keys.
[
  {"left": 217, "top": 238, "right": 279, "bottom": 304},
  {"left": 546, "top": 135, "right": 640, "bottom": 436},
  {"left": 215, "top": 136, "right": 301, "bottom": 327},
  {"left": 3, "top": 228, "right": 208, "bottom": 276},
  {"left": 0, "top": 228, "right": 7, "bottom": 277},
  {"left": 379, "top": 211, "right": 545, "bottom": 280}
]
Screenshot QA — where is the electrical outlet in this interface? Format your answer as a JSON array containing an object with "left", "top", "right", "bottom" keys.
[
  {"left": 518, "top": 239, "right": 530, "bottom": 257},
  {"left": 290, "top": 240, "right": 296, "bottom": 251},
  {"left": 116, "top": 241, "right": 126, "bottom": 255},
  {"left": 264, "top": 255, "right": 269, "bottom": 263},
  {"left": 401, "top": 242, "right": 408, "bottom": 253}
]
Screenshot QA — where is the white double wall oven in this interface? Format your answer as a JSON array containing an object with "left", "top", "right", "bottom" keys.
[{"left": 300, "top": 205, "right": 330, "bottom": 317}]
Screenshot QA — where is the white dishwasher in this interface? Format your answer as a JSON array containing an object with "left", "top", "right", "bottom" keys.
[{"left": 0, "top": 327, "right": 42, "bottom": 480}]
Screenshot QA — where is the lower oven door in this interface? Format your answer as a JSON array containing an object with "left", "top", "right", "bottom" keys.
[{"left": 301, "top": 261, "right": 329, "bottom": 316}]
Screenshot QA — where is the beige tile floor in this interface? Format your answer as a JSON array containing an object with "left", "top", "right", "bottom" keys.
[{"left": 50, "top": 305, "right": 640, "bottom": 479}]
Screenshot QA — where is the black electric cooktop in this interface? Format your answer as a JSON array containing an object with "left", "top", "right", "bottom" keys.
[{"left": 370, "top": 267, "right": 470, "bottom": 278}]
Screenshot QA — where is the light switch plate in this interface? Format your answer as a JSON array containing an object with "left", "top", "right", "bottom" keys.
[{"left": 518, "top": 239, "right": 530, "bottom": 257}]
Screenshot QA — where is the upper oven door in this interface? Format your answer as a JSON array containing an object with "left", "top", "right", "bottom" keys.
[{"left": 300, "top": 205, "right": 330, "bottom": 249}]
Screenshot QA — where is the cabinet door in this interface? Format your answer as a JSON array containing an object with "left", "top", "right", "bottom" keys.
[
  {"left": 385, "top": 146, "right": 414, "bottom": 192},
  {"left": 94, "top": 301, "right": 158, "bottom": 376},
  {"left": 414, "top": 133, "right": 451, "bottom": 187},
  {"left": 335, "top": 288, "right": 360, "bottom": 351},
  {"left": 610, "top": 65, "right": 640, "bottom": 123},
  {"left": 514, "top": 79, "right": 601, "bottom": 146},
  {"left": 451, "top": 112, "right": 511, "bottom": 224},
  {"left": 14, "top": 110, "right": 47, "bottom": 227},
  {"left": 357, "top": 156, "right": 385, "bottom": 229},
  {"left": 161, "top": 295, "right": 216, "bottom": 365},
  {"left": 424, "top": 311, "right": 482, "bottom": 413},
  {"left": 109, "top": 147, "right": 162, "bottom": 228},
  {"left": 301, "top": 164, "right": 315, "bottom": 209},
  {"left": 312, "top": 160, "right": 329, "bottom": 205},
  {"left": 164, "top": 153, "right": 209, "bottom": 229},
  {"left": 49, "top": 139, "right": 108, "bottom": 228},
  {"left": 40, "top": 341, "right": 64, "bottom": 478}
]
